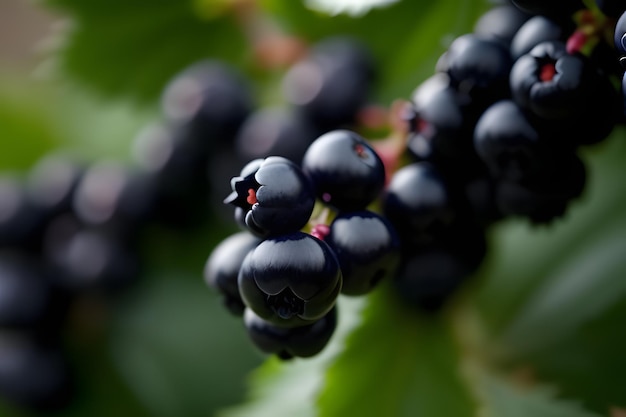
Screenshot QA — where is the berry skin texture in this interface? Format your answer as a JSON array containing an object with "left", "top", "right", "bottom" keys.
[
  {"left": 325, "top": 210, "right": 400, "bottom": 296},
  {"left": 473, "top": 100, "right": 551, "bottom": 183},
  {"left": 204, "top": 232, "right": 262, "bottom": 316},
  {"left": 443, "top": 34, "right": 512, "bottom": 106},
  {"left": 225, "top": 156, "right": 316, "bottom": 238},
  {"left": 244, "top": 306, "right": 337, "bottom": 359},
  {"left": 383, "top": 162, "right": 455, "bottom": 247},
  {"left": 238, "top": 231, "right": 342, "bottom": 327},
  {"left": 510, "top": 41, "right": 602, "bottom": 120},
  {"left": 510, "top": 15, "right": 569, "bottom": 60},
  {"left": 302, "top": 130, "right": 386, "bottom": 211},
  {"left": 407, "top": 73, "right": 471, "bottom": 162}
]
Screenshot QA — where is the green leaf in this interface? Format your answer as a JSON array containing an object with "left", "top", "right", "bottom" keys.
[
  {"left": 476, "top": 373, "right": 603, "bottom": 417},
  {"left": 317, "top": 286, "right": 475, "bottom": 417},
  {"left": 0, "top": 76, "right": 65, "bottom": 170},
  {"left": 110, "top": 269, "right": 263, "bottom": 417},
  {"left": 42, "top": 0, "right": 247, "bottom": 103}
]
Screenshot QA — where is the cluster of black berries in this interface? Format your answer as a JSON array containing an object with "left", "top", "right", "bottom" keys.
[
  {"left": 207, "top": 0, "right": 626, "bottom": 360},
  {"left": 390, "top": 0, "right": 626, "bottom": 309},
  {"left": 206, "top": 130, "right": 400, "bottom": 359},
  {"left": 0, "top": 57, "right": 260, "bottom": 412}
]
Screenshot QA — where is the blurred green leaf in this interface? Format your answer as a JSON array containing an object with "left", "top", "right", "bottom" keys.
[
  {"left": 0, "top": 76, "right": 64, "bottom": 170},
  {"left": 110, "top": 269, "right": 262, "bottom": 417},
  {"left": 41, "top": 0, "right": 247, "bottom": 103},
  {"left": 475, "top": 373, "right": 603, "bottom": 417},
  {"left": 318, "top": 286, "right": 475, "bottom": 417}
]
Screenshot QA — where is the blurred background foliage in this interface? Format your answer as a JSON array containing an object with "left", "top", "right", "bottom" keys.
[{"left": 1, "top": 0, "right": 626, "bottom": 416}]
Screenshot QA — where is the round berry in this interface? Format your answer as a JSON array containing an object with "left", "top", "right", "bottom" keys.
[
  {"left": 302, "top": 130, "right": 385, "bottom": 211},
  {"left": 473, "top": 100, "right": 553, "bottom": 182},
  {"left": 510, "top": 15, "right": 569, "bottom": 60},
  {"left": 204, "top": 232, "right": 262, "bottom": 315},
  {"left": 444, "top": 34, "right": 512, "bottom": 107},
  {"left": 383, "top": 162, "right": 455, "bottom": 246},
  {"left": 510, "top": 41, "right": 612, "bottom": 122},
  {"left": 238, "top": 231, "right": 342, "bottom": 327},
  {"left": 225, "top": 157, "right": 316, "bottom": 238},
  {"left": 407, "top": 73, "right": 474, "bottom": 163},
  {"left": 325, "top": 210, "right": 400, "bottom": 296},
  {"left": 244, "top": 306, "right": 337, "bottom": 359}
]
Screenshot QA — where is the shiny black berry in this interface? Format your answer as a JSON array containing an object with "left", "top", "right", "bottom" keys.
[
  {"left": 225, "top": 156, "right": 316, "bottom": 238},
  {"left": 383, "top": 162, "right": 455, "bottom": 246},
  {"left": 302, "top": 130, "right": 385, "bottom": 211},
  {"left": 473, "top": 100, "right": 554, "bottom": 182},
  {"left": 443, "top": 34, "right": 512, "bottom": 108},
  {"left": 325, "top": 210, "right": 400, "bottom": 296},
  {"left": 244, "top": 306, "right": 337, "bottom": 359},
  {"left": 204, "top": 232, "right": 262, "bottom": 315},
  {"left": 510, "top": 15, "right": 569, "bottom": 60},
  {"left": 510, "top": 41, "right": 601, "bottom": 120},
  {"left": 238, "top": 231, "right": 342, "bottom": 327},
  {"left": 510, "top": 41, "right": 619, "bottom": 145}
]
